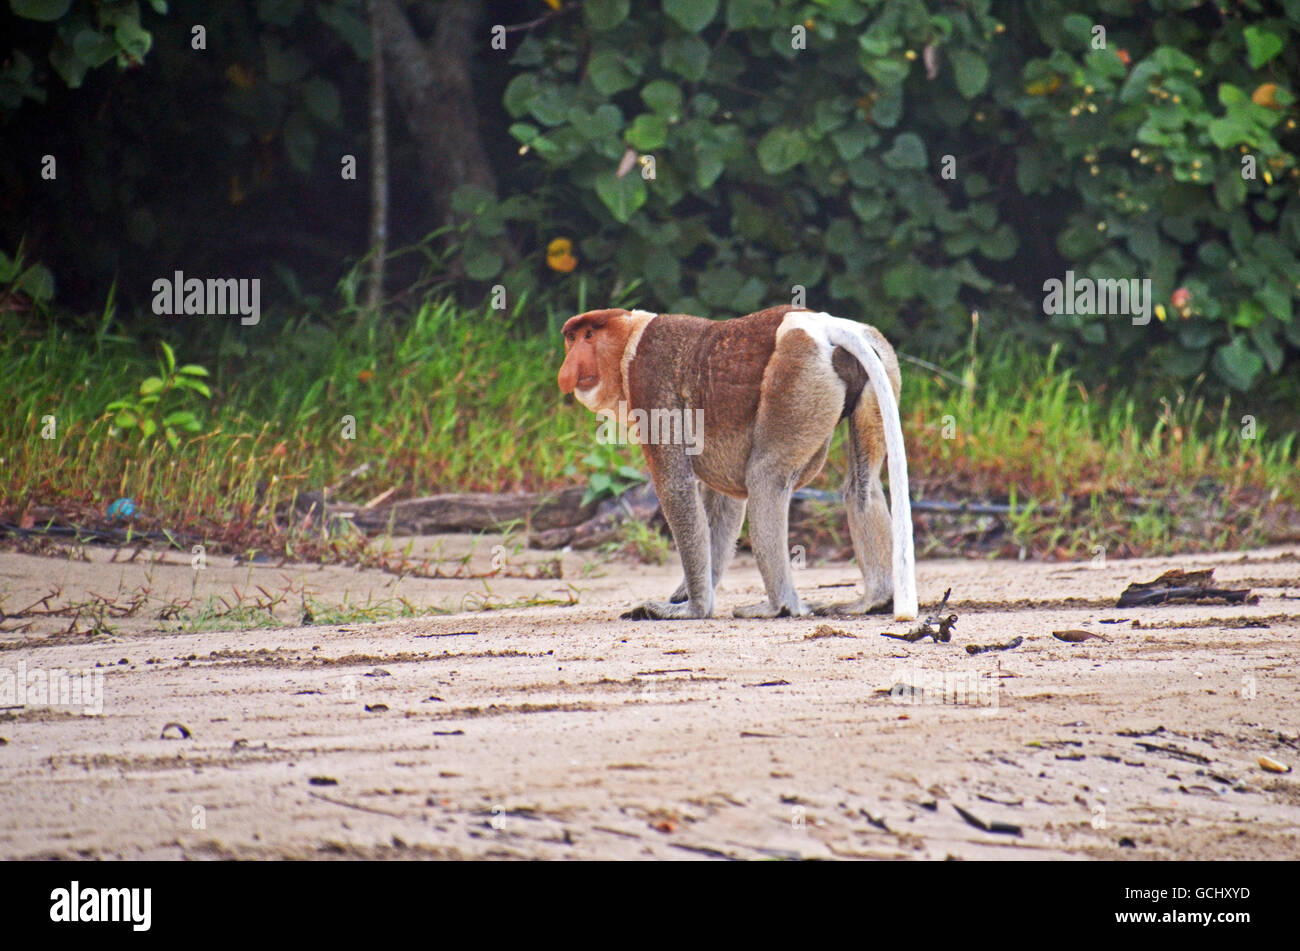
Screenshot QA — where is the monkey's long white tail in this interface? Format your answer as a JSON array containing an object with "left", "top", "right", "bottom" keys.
[{"left": 813, "top": 314, "right": 918, "bottom": 621}]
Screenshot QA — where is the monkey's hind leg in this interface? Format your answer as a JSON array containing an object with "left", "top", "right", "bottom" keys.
[
  {"left": 734, "top": 463, "right": 809, "bottom": 618},
  {"left": 670, "top": 485, "right": 747, "bottom": 603},
  {"left": 813, "top": 397, "right": 894, "bottom": 616},
  {"left": 735, "top": 331, "right": 845, "bottom": 619}
]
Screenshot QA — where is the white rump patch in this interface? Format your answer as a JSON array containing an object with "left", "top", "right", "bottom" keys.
[{"left": 776, "top": 310, "right": 836, "bottom": 362}]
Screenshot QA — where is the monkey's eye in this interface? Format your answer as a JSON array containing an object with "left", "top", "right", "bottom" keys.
[{"left": 584, "top": 329, "right": 594, "bottom": 340}]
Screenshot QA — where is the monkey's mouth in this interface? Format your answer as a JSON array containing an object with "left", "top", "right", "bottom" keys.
[{"left": 576, "top": 376, "right": 599, "bottom": 390}]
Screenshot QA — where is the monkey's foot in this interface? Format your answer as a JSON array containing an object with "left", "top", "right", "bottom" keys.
[
  {"left": 809, "top": 594, "right": 893, "bottom": 617},
  {"left": 733, "top": 600, "right": 811, "bottom": 619},
  {"left": 621, "top": 599, "right": 710, "bottom": 620}
]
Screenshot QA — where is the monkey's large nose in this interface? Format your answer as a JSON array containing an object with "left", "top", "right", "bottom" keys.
[{"left": 558, "top": 362, "right": 579, "bottom": 394}]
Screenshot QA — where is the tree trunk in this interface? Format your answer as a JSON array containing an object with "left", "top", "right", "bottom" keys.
[
  {"left": 366, "top": 0, "right": 388, "bottom": 313},
  {"left": 371, "top": 0, "right": 500, "bottom": 234}
]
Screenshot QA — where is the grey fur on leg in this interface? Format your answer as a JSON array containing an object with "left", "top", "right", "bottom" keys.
[
  {"left": 734, "top": 469, "right": 808, "bottom": 618},
  {"left": 670, "top": 486, "right": 747, "bottom": 603},
  {"left": 625, "top": 465, "right": 714, "bottom": 620}
]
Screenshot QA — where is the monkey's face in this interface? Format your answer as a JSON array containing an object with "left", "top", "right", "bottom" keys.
[{"left": 558, "top": 310, "right": 629, "bottom": 414}]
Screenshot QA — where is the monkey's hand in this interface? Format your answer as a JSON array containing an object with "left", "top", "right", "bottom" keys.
[{"left": 621, "top": 599, "right": 710, "bottom": 620}]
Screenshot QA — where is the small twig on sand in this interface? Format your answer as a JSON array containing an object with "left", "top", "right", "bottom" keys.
[
  {"left": 882, "top": 588, "right": 957, "bottom": 643},
  {"left": 308, "top": 790, "right": 405, "bottom": 818}
]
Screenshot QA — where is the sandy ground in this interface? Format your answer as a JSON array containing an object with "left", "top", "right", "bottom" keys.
[{"left": 0, "top": 537, "right": 1298, "bottom": 860}]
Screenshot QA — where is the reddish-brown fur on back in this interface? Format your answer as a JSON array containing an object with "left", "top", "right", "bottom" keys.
[{"left": 624, "top": 307, "right": 793, "bottom": 495}]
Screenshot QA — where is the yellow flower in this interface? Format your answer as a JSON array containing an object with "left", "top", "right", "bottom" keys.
[
  {"left": 1252, "top": 83, "right": 1282, "bottom": 109},
  {"left": 544, "top": 0, "right": 562, "bottom": 10},
  {"left": 1024, "top": 75, "right": 1061, "bottom": 96},
  {"left": 547, "top": 237, "right": 578, "bottom": 273}
]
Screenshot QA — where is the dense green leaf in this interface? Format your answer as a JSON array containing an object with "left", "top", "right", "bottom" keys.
[
  {"left": 641, "top": 80, "right": 683, "bottom": 116},
  {"left": 727, "top": 0, "right": 776, "bottom": 29},
  {"left": 948, "top": 48, "right": 989, "bottom": 98},
  {"left": 584, "top": 0, "right": 630, "bottom": 32},
  {"left": 588, "top": 50, "right": 639, "bottom": 95},
  {"left": 626, "top": 114, "right": 668, "bottom": 151},
  {"left": 504, "top": 74, "right": 539, "bottom": 117},
  {"left": 661, "top": 35, "right": 710, "bottom": 80},
  {"left": 830, "top": 123, "right": 875, "bottom": 161},
  {"left": 664, "top": 0, "right": 718, "bottom": 33},
  {"left": 570, "top": 104, "right": 623, "bottom": 142},
  {"left": 881, "top": 132, "right": 927, "bottom": 169},
  {"left": 756, "top": 127, "right": 808, "bottom": 174},
  {"left": 595, "top": 173, "right": 647, "bottom": 223},
  {"left": 463, "top": 248, "right": 503, "bottom": 281},
  {"left": 11, "top": 0, "right": 72, "bottom": 22},
  {"left": 1211, "top": 336, "right": 1264, "bottom": 390},
  {"left": 1243, "top": 26, "right": 1283, "bottom": 68}
]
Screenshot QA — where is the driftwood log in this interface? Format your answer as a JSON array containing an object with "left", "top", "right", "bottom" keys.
[
  {"left": 280, "top": 486, "right": 991, "bottom": 550},
  {"left": 12, "top": 482, "right": 1059, "bottom": 556},
  {"left": 1116, "top": 568, "right": 1254, "bottom": 608},
  {"left": 530, "top": 483, "right": 661, "bottom": 549},
  {"left": 347, "top": 487, "right": 594, "bottom": 535},
  {"left": 322, "top": 484, "right": 662, "bottom": 550}
]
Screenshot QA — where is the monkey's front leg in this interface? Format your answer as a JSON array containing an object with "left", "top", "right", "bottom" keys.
[
  {"left": 623, "top": 464, "right": 714, "bottom": 620},
  {"left": 669, "top": 485, "right": 746, "bottom": 603}
]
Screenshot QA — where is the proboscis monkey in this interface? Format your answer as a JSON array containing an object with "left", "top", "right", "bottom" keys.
[{"left": 558, "top": 305, "right": 918, "bottom": 621}]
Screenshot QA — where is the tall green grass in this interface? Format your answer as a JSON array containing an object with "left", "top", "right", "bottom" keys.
[
  {"left": 2, "top": 296, "right": 601, "bottom": 526},
  {"left": 898, "top": 340, "right": 1297, "bottom": 503},
  {"left": 2, "top": 297, "right": 1296, "bottom": 557}
]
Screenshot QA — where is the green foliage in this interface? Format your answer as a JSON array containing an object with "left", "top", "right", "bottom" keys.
[
  {"left": 2, "top": 0, "right": 369, "bottom": 311},
  {"left": 616, "top": 517, "right": 670, "bottom": 564},
  {"left": 5, "top": 0, "right": 1297, "bottom": 395},
  {"left": 1011, "top": 0, "right": 1300, "bottom": 391},
  {"left": 103, "top": 340, "right": 210, "bottom": 448},
  {"left": 0, "top": 241, "right": 55, "bottom": 309},
  {"left": 568, "top": 438, "right": 646, "bottom": 506},
  {"left": 8, "top": 0, "right": 165, "bottom": 92},
  {"left": 493, "top": 0, "right": 1299, "bottom": 389},
  {"left": 0, "top": 296, "right": 586, "bottom": 520}
]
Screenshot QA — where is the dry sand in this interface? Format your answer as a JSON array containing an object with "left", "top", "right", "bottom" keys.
[{"left": 1, "top": 538, "right": 1297, "bottom": 860}]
